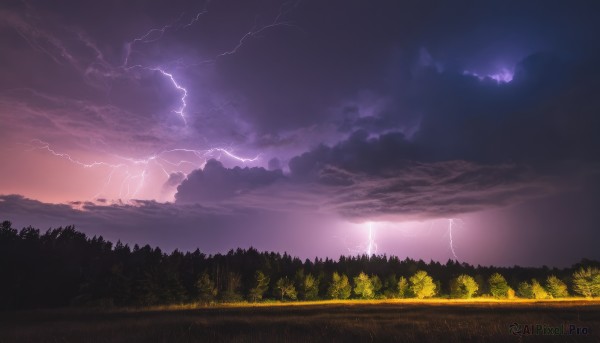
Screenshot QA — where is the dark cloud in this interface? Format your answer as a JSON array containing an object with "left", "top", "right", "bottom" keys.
[
  {"left": 2, "top": 0, "right": 600, "bottom": 266},
  {"left": 322, "top": 161, "right": 549, "bottom": 220},
  {"left": 175, "top": 159, "right": 283, "bottom": 203},
  {"left": 267, "top": 157, "right": 281, "bottom": 171},
  {"left": 172, "top": 133, "right": 552, "bottom": 221}
]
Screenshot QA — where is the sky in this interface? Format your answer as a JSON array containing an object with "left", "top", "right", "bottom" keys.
[{"left": 1, "top": 0, "right": 600, "bottom": 267}]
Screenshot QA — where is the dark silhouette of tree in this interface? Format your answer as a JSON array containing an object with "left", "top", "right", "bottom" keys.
[
  {"left": 221, "top": 272, "right": 243, "bottom": 302},
  {"left": 196, "top": 272, "right": 217, "bottom": 304},
  {"left": 382, "top": 274, "right": 399, "bottom": 299},
  {"left": 0, "top": 220, "right": 599, "bottom": 310}
]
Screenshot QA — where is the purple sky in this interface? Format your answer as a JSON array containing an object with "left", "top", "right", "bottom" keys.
[{"left": 2, "top": 0, "right": 600, "bottom": 267}]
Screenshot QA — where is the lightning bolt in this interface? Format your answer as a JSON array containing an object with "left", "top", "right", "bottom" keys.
[
  {"left": 120, "top": 2, "right": 300, "bottom": 125},
  {"left": 155, "top": 68, "right": 188, "bottom": 124},
  {"left": 12, "top": 2, "right": 295, "bottom": 202},
  {"left": 25, "top": 140, "right": 259, "bottom": 201},
  {"left": 366, "top": 222, "right": 377, "bottom": 257},
  {"left": 215, "top": 4, "right": 301, "bottom": 59},
  {"left": 447, "top": 218, "right": 459, "bottom": 260}
]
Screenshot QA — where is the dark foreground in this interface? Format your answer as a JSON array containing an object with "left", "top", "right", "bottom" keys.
[{"left": 1, "top": 300, "right": 598, "bottom": 342}]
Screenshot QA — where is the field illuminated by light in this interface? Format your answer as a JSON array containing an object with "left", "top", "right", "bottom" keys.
[{"left": 3, "top": 298, "right": 598, "bottom": 342}]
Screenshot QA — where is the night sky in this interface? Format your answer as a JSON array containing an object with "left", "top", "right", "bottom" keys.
[{"left": 2, "top": 0, "right": 600, "bottom": 267}]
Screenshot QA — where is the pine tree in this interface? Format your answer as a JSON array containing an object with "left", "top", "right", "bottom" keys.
[
  {"left": 196, "top": 272, "right": 217, "bottom": 304},
  {"left": 397, "top": 276, "right": 410, "bottom": 298}
]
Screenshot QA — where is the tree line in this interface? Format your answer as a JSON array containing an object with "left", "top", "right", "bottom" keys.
[{"left": 1, "top": 221, "right": 599, "bottom": 310}]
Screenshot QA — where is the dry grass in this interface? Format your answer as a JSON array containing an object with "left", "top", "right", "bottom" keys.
[{"left": 1, "top": 299, "right": 599, "bottom": 342}]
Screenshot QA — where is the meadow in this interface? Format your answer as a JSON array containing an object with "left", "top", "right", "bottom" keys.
[{"left": 1, "top": 299, "right": 599, "bottom": 342}]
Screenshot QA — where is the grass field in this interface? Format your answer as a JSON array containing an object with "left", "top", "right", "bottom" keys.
[{"left": 1, "top": 299, "right": 599, "bottom": 342}]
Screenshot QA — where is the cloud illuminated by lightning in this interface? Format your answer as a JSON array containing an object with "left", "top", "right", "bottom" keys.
[
  {"left": 463, "top": 68, "right": 514, "bottom": 83},
  {"left": 25, "top": 139, "right": 259, "bottom": 201},
  {"left": 11, "top": 1, "right": 297, "bottom": 203}
]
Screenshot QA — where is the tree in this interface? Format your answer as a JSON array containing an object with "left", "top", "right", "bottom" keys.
[
  {"left": 531, "top": 279, "right": 549, "bottom": 299},
  {"left": 196, "top": 272, "right": 217, "bottom": 304},
  {"left": 328, "top": 272, "right": 351, "bottom": 299},
  {"left": 488, "top": 273, "right": 510, "bottom": 298},
  {"left": 397, "top": 276, "right": 410, "bottom": 298},
  {"left": 353, "top": 272, "right": 374, "bottom": 299},
  {"left": 300, "top": 274, "right": 319, "bottom": 300},
  {"left": 221, "top": 272, "right": 243, "bottom": 302},
  {"left": 450, "top": 274, "right": 479, "bottom": 299},
  {"left": 517, "top": 281, "right": 533, "bottom": 298},
  {"left": 572, "top": 267, "right": 600, "bottom": 298},
  {"left": 370, "top": 275, "right": 382, "bottom": 298},
  {"left": 409, "top": 270, "right": 436, "bottom": 299},
  {"left": 276, "top": 277, "right": 297, "bottom": 301},
  {"left": 248, "top": 271, "right": 270, "bottom": 302},
  {"left": 546, "top": 275, "right": 569, "bottom": 298},
  {"left": 383, "top": 274, "right": 399, "bottom": 298}
]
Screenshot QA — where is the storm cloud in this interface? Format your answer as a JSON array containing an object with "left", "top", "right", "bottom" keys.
[{"left": 2, "top": 0, "right": 600, "bottom": 265}]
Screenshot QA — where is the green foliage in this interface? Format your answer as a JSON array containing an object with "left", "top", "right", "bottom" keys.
[
  {"left": 409, "top": 270, "right": 436, "bottom": 299},
  {"left": 328, "top": 272, "right": 351, "bottom": 299},
  {"left": 545, "top": 275, "right": 568, "bottom": 298},
  {"left": 382, "top": 274, "right": 399, "bottom": 298},
  {"left": 370, "top": 275, "right": 382, "bottom": 298},
  {"left": 450, "top": 274, "right": 479, "bottom": 299},
  {"left": 196, "top": 272, "right": 217, "bottom": 304},
  {"left": 221, "top": 272, "right": 243, "bottom": 302},
  {"left": 353, "top": 272, "right": 375, "bottom": 299},
  {"left": 517, "top": 281, "right": 533, "bottom": 298},
  {"left": 572, "top": 267, "right": 600, "bottom": 298},
  {"left": 531, "top": 279, "right": 549, "bottom": 299},
  {"left": 8, "top": 221, "right": 600, "bottom": 311},
  {"left": 276, "top": 277, "right": 297, "bottom": 301},
  {"left": 488, "top": 273, "right": 510, "bottom": 298},
  {"left": 397, "top": 276, "right": 410, "bottom": 298},
  {"left": 248, "top": 271, "right": 270, "bottom": 302},
  {"left": 518, "top": 279, "right": 549, "bottom": 299},
  {"left": 299, "top": 273, "right": 319, "bottom": 300}
]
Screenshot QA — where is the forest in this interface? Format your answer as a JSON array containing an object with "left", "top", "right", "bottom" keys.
[{"left": 1, "top": 220, "right": 599, "bottom": 310}]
